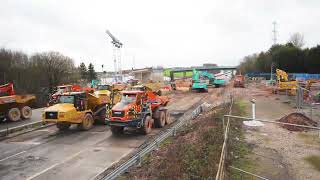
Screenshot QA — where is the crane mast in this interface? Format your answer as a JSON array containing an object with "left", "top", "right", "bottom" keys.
[{"left": 106, "top": 30, "right": 123, "bottom": 82}]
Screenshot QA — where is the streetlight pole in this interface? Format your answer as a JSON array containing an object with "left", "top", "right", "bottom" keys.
[{"left": 270, "top": 62, "right": 274, "bottom": 81}]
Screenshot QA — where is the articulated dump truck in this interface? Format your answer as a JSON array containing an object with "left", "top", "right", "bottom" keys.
[
  {"left": 42, "top": 91, "right": 110, "bottom": 130},
  {"left": 0, "top": 83, "right": 36, "bottom": 122},
  {"left": 108, "top": 85, "right": 170, "bottom": 135}
]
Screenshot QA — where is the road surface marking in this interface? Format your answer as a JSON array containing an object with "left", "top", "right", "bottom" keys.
[
  {"left": 26, "top": 148, "right": 88, "bottom": 180},
  {"left": 0, "top": 151, "right": 27, "bottom": 162}
]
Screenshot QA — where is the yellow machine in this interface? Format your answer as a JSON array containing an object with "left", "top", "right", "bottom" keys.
[
  {"left": 94, "top": 84, "right": 122, "bottom": 117},
  {"left": 0, "top": 83, "right": 36, "bottom": 122},
  {"left": 0, "top": 95, "right": 36, "bottom": 122},
  {"left": 273, "top": 69, "right": 297, "bottom": 95},
  {"left": 42, "top": 92, "right": 109, "bottom": 130}
]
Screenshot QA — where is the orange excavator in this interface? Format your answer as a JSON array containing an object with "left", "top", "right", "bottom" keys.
[{"left": 0, "top": 83, "right": 36, "bottom": 121}]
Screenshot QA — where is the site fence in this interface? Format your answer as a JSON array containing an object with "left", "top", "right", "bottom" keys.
[
  {"left": 98, "top": 99, "right": 229, "bottom": 180},
  {"left": 215, "top": 112, "right": 320, "bottom": 180},
  {"left": 282, "top": 84, "right": 320, "bottom": 133}
]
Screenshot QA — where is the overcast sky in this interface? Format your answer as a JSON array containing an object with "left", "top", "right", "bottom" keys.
[{"left": 1, "top": 0, "right": 319, "bottom": 71}]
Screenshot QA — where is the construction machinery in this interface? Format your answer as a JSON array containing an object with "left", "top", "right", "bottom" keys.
[
  {"left": 106, "top": 30, "right": 123, "bottom": 82},
  {"left": 233, "top": 75, "right": 245, "bottom": 88},
  {"left": 42, "top": 91, "right": 109, "bottom": 130},
  {"left": 94, "top": 84, "right": 123, "bottom": 121},
  {"left": 191, "top": 69, "right": 226, "bottom": 92},
  {"left": 273, "top": 69, "right": 297, "bottom": 95},
  {"left": 108, "top": 86, "right": 170, "bottom": 135},
  {"left": 304, "top": 79, "right": 320, "bottom": 102},
  {"left": 201, "top": 71, "right": 226, "bottom": 87},
  {"left": 49, "top": 84, "right": 82, "bottom": 105},
  {"left": 0, "top": 83, "right": 36, "bottom": 122},
  {"left": 191, "top": 69, "right": 208, "bottom": 92}
]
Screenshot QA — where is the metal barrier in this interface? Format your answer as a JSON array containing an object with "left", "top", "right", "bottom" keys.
[
  {"left": 295, "top": 85, "right": 320, "bottom": 137},
  {"left": 215, "top": 97, "right": 234, "bottom": 180},
  {"left": 99, "top": 101, "right": 222, "bottom": 180},
  {"left": 0, "top": 121, "right": 54, "bottom": 137}
]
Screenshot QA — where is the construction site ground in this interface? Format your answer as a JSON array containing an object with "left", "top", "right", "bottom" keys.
[
  {"left": 239, "top": 82, "right": 320, "bottom": 180},
  {"left": 119, "top": 82, "right": 320, "bottom": 180},
  {"left": 0, "top": 88, "right": 224, "bottom": 180}
]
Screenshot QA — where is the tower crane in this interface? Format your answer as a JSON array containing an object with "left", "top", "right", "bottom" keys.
[{"left": 106, "top": 30, "right": 123, "bottom": 82}]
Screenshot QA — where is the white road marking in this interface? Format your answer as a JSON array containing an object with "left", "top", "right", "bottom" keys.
[
  {"left": 26, "top": 148, "right": 88, "bottom": 180},
  {"left": 0, "top": 151, "right": 27, "bottom": 162}
]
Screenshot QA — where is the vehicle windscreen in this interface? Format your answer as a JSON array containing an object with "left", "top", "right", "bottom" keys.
[
  {"left": 59, "top": 95, "right": 74, "bottom": 104},
  {"left": 97, "top": 85, "right": 111, "bottom": 91},
  {"left": 120, "top": 94, "right": 136, "bottom": 104}
]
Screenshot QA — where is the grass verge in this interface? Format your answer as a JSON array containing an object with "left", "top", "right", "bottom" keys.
[
  {"left": 226, "top": 100, "right": 255, "bottom": 180},
  {"left": 119, "top": 100, "right": 253, "bottom": 179},
  {"left": 304, "top": 155, "right": 320, "bottom": 171}
]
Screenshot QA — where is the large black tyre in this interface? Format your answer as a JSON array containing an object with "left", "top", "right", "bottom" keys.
[
  {"left": 142, "top": 115, "right": 153, "bottom": 134},
  {"left": 96, "top": 108, "right": 107, "bottom": 124},
  {"left": 56, "top": 122, "right": 71, "bottom": 131},
  {"left": 21, "top": 106, "right": 32, "bottom": 119},
  {"left": 79, "top": 113, "right": 94, "bottom": 131},
  {"left": 154, "top": 111, "right": 165, "bottom": 128},
  {"left": 7, "top": 108, "right": 21, "bottom": 122},
  {"left": 165, "top": 110, "right": 172, "bottom": 125},
  {"left": 110, "top": 126, "right": 124, "bottom": 135}
]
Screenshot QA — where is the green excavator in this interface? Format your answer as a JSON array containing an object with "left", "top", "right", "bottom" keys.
[{"left": 191, "top": 69, "right": 226, "bottom": 92}]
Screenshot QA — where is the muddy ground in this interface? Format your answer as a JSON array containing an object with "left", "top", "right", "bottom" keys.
[
  {"left": 119, "top": 82, "right": 320, "bottom": 180},
  {"left": 241, "top": 82, "right": 320, "bottom": 180}
]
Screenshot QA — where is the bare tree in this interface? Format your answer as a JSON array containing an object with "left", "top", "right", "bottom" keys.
[
  {"left": 289, "top": 33, "right": 305, "bottom": 48},
  {"left": 29, "top": 51, "right": 76, "bottom": 92}
]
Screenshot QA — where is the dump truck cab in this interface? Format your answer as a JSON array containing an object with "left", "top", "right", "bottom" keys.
[
  {"left": 110, "top": 91, "right": 145, "bottom": 122},
  {"left": 42, "top": 91, "right": 107, "bottom": 130}
]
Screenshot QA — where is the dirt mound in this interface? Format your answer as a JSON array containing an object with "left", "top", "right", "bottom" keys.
[{"left": 279, "top": 113, "right": 318, "bottom": 131}]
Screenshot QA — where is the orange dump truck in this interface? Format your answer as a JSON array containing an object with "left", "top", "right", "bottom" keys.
[
  {"left": 233, "top": 75, "right": 245, "bottom": 88},
  {"left": 108, "top": 87, "right": 170, "bottom": 135}
]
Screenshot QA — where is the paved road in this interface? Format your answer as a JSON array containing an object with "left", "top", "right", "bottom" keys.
[
  {"left": 0, "top": 108, "right": 44, "bottom": 131},
  {"left": 0, "top": 91, "right": 212, "bottom": 180}
]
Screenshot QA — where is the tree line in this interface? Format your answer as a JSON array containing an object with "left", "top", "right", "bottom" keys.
[
  {"left": 239, "top": 33, "right": 320, "bottom": 74},
  {"left": 0, "top": 48, "right": 98, "bottom": 106}
]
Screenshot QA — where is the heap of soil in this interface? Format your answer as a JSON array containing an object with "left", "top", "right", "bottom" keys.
[{"left": 279, "top": 113, "right": 318, "bottom": 131}]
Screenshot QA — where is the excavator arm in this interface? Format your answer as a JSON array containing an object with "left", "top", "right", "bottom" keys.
[{"left": 276, "top": 69, "right": 289, "bottom": 82}]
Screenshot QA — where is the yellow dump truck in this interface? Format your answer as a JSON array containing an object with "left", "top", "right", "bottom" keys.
[
  {"left": 0, "top": 83, "right": 36, "bottom": 122},
  {"left": 94, "top": 84, "right": 122, "bottom": 121},
  {"left": 0, "top": 95, "right": 36, "bottom": 122},
  {"left": 42, "top": 91, "right": 109, "bottom": 130}
]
